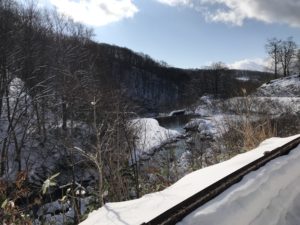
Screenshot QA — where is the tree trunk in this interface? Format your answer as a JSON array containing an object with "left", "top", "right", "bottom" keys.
[{"left": 62, "top": 99, "right": 67, "bottom": 131}]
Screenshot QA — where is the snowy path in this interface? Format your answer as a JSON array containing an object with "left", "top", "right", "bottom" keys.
[{"left": 80, "top": 134, "right": 300, "bottom": 225}]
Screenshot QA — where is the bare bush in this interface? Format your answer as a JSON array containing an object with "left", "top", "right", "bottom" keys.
[{"left": 215, "top": 91, "right": 277, "bottom": 159}]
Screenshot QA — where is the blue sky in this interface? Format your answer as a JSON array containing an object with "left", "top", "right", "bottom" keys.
[{"left": 32, "top": 0, "right": 300, "bottom": 70}]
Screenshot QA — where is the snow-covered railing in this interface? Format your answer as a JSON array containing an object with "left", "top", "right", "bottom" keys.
[{"left": 142, "top": 136, "right": 300, "bottom": 225}]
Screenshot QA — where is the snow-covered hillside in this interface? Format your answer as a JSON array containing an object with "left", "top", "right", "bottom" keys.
[
  {"left": 80, "top": 134, "right": 300, "bottom": 225},
  {"left": 130, "top": 118, "right": 180, "bottom": 158},
  {"left": 251, "top": 75, "right": 300, "bottom": 115},
  {"left": 255, "top": 75, "right": 300, "bottom": 97},
  {"left": 223, "top": 75, "right": 300, "bottom": 116}
]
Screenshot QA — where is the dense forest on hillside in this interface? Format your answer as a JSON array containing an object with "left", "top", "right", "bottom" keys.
[
  {"left": 1, "top": 0, "right": 273, "bottom": 113},
  {"left": 87, "top": 43, "right": 273, "bottom": 111}
]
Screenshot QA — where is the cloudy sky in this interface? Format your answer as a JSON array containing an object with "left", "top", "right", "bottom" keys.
[{"left": 33, "top": 0, "right": 300, "bottom": 70}]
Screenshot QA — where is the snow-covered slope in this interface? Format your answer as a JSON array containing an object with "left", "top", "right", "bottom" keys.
[
  {"left": 222, "top": 75, "right": 300, "bottom": 116},
  {"left": 252, "top": 75, "right": 300, "bottom": 115},
  {"left": 255, "top": 75, "right": 300, "bottom": 97},
  {"left": 130, "top": 118, "right": 180, "bottom": 157},
  {"left": 80, "top": 134, "right": 300, "bottom": 225}
]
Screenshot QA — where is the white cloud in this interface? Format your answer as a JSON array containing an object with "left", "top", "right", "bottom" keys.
[
  {"left": 156, "top": 0, "right": 193, "bottom": 7},
  {"left": 48, "top": 0, "right": 138, "bottom": 27},
  {"left": 156, "top": 0, "right": 300, "bottom": 27},
  {"left": 228, "top": 58, "right": 271, "bottom": 71}
]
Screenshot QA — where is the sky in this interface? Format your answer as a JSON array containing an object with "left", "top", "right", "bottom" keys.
[{"left": 29, "top": 0, "right": 300, "bottom": 70}]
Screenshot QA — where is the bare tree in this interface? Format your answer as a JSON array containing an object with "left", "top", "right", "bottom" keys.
[
  {"left": 0, "top": 0, "right": 20, "bottom": 118},
  {"left": 0, "top": 0, "right": 27, "bottom": 176},
  {"left": 265, "top": 38, "right": 281, "bottom": 78},
  {"left": 63, "top": 83, "right": 138, "bottom": 206},
  {"left": 279, "top": 37, "right": 297, "bottom": 77},
  {"left": 296, "top": 49, "right": 300, "bottom": 76},
  {"left": 207, "top": 61, "right": 228, "bottom": 96}
]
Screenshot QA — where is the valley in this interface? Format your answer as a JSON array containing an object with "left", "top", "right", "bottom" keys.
[{"left": 1, "top": 1, "right": 300, "bottom": 224}]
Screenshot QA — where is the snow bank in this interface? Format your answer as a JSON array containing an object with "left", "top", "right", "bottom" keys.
[
  {"left": 194, "top": 95, "right": 216, "bottom": 116},
  {"left": 184, "top": 118, "right": 219, "bottom": 138},
  {"left": 80, "top": 134, "right": 300, "bottom": 225},
  {"left": 130, "top": 118, "right": 180, "bottom": 156},
  {"left": 179, "top": 138, "right": 300, "bottom": 225}
]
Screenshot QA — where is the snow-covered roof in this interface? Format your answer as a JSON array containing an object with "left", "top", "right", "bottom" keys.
[{"left": 80, "top": 134, "right": 300, "bottom": 225}]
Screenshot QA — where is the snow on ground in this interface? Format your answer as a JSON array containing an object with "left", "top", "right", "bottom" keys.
[
  {"left": 0, "top": 77, "right": 90, "bottom": 183},
  {"left": 184, "top": 117, "right": 221, "bottom": 138},
  {"left": 235, "top": 76, "right": 250, "bottom": 82},
  {"left": 80, "top": 134, "right": 300, "bottom": 225},
  {"left": 34, "top": 197, "right": 93, "bottom": 225},
  {"left": 253, "top": 97, "right": 300, "bottom": 115},
  {"left": 0, "top": 78, "right": 35, "bottom": 179},
  {"left": 249, "top": 75, "right": 300, "bottom": 115},
  {"left": 194, "top": 95, "right": 218, "bottom": 116},
  {"left": 255, "top": 75, "right": 300, "bottom": 97},
  {"left": 195, "top": 75, "right": 300, "bottom": 117},
  {"left": 179, "top": 138, "right": 300, "bottom": 225},
  {"left": 226, "top": 96, "right": 300, "bottom": 115},
  {"left": 130, "top": 118, "right": 180, "bottom": 157}
]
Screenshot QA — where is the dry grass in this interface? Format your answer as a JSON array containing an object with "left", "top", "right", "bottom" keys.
[{"left": 216, "top": 91, "right": 277, "bottom": 158}]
